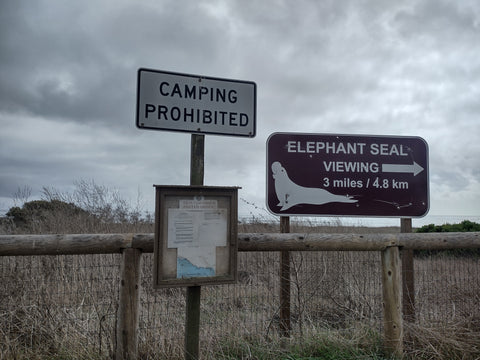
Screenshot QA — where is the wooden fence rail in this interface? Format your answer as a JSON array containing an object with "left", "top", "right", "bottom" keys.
[
  {"left": 1, "top": 231, "right": 479, "bottom": 359},
  {"left": 1, "top": 231, "right": 479, "bottom": 256}
]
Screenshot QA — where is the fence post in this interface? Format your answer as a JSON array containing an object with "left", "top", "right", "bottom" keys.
[
  {"left": 279, "top": 216, "right": 291, "bottom": 336},
  {"left": 116, "top": 247, "right": 142, "bottom": 360},
  {"left": 401, "top": 218, "right": 415, "bottom": 322},
  {"left": 381, "top": 246, "right": 403, "bottom": 357}
]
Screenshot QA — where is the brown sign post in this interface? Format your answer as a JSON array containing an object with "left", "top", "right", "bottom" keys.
[
  {"left": 267, "top": 133, "right": 429, "bottom": 218},
  {"left": 137, "top": 67, "right": 256, "bottom": 359}
]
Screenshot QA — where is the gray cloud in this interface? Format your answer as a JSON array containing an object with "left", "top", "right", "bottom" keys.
[{"left": 0, "top": 0, "right": 479, "bottom": 220}]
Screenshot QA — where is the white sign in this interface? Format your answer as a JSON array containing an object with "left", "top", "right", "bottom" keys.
[{"left": 136, "top": 68, "right": 256, "bottom": 137}]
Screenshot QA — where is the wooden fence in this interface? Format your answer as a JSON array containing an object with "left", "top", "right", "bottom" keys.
[{"left": 1, "top": 231, "right": 479, "bottom": 359}]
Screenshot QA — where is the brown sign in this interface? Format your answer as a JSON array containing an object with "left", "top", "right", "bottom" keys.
[{"left": 266, "top": 133, "right": 429, "bottom": 217}]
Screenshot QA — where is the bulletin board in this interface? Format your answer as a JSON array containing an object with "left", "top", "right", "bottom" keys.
[{"left": 153, "top": 185, "right": 239, "bottom": 288}]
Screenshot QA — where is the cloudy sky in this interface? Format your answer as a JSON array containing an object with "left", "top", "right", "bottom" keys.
[{"left": 1, "top": 0, "right": 479, "bottom": 226}]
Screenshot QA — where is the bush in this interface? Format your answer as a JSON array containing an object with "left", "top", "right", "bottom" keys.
[
  {"left": 415, "top": 220, "right": 480, "bottom": 257},
  {"left": 6, "top": 200, "right": 89, "bottom": 231},
  {"left": 416, "top": 220, "right": 480, "bottom": 233},
  {"left": 3, "top": 181, "right": 153, "bottom": 234}
]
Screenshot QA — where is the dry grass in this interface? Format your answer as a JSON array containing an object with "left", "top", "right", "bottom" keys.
[
  {"left": 0, "top": 254, "right": 120, "bottom": 359},
  {"left": 404, "top": 321, "right": 480, "bottom": 360},
  {"left": 1, "top": 215, "right": 479, "bottom": 359}
]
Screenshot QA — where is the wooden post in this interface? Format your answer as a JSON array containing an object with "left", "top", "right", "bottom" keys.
[
  {"left": 190, "top": 134, "right": 205, "bottom": 186},
  {"left": 381, "top": 246, "right": 403, "bottom": 357},
  {"left": 185, "top": 285, "right": 201, "bottom": 360},
  {"left": 116, "top": 247, "right": 142, "bottom": 360},
  {"left": 401, "top": 218, "right": 415, "bottom": 322},
  {"left": 279, "top": 216, "right": 291, "bottom": 336},
  {"left": 185, "top": 134, "right": 204, "bottom": 360}
]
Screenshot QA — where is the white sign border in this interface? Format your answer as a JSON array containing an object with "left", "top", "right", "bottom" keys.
[{"left": 136, "top": 68, "right": 257, "bottom": 137}]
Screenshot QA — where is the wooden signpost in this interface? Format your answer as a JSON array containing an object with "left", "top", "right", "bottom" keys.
[
  {"left": 137, "top": 68, "right": 256, "bottom": 360},
  {"left": 186, "top": 134, "right": 203, "bottom": 360},
  {"left": 267, "top": 132, "right": 429, "bottom": 356}
]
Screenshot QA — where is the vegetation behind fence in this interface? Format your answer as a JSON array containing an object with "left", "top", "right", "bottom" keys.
[
  {"left": 1, "top": 190, "right": 479, "bottom": 359},
  {"left": 1, "top": 228, "right": 479, "bottom": 359}
]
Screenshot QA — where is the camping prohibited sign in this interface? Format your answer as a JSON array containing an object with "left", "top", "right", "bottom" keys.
[
  {"left": 136, "top": 68, "right": 256, "bottom": 137},
  {"left": 266, "top": 133, "right": 429, "bottom": 217}
]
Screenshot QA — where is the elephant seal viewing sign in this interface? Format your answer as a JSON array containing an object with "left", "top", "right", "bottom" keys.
[
  {"left": 267, "top": 132, "right": 429, "bottom": 217},
  {"left": 271, "top": 161, "right": 357, "bottom": 211}
]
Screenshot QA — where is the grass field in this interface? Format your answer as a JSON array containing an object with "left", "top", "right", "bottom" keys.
[{"left": 1, "top": 204, "right": 479, "bottom": 359}]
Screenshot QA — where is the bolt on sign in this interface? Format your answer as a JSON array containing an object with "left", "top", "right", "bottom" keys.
[
  {"left": 136, "top": 68, "right": 256, "bottom": 137},
  {"left": 266, "top": 133, "right": 429, "bottom": 217},
  {"left": 153, "top": 185, "right": 239, "bottom": 287}
]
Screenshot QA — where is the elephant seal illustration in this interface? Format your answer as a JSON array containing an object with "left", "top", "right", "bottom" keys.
[{"left": 271, "top": 161, "right": 357, "bottom": 211}]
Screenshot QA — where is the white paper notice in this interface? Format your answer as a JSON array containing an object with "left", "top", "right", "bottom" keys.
[{"left": 167, "top": 204, "right": 227, "bottom": 278}]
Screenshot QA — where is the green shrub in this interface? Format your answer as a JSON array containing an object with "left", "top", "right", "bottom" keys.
[
  {"left": 416, "top": 220, "right": 480, "bottom": 233},
  {"left": 415, "top": 220, "right": 480, "bottom": 257}
]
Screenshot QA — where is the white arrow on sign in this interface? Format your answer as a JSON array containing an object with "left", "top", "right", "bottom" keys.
[{"left": 382, "top": 162, "right": 424, "bottom": 176}]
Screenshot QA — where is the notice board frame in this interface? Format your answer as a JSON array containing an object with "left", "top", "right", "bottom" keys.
[{"left": 153, "top": 185, "right": 238, "bottom": 288}]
